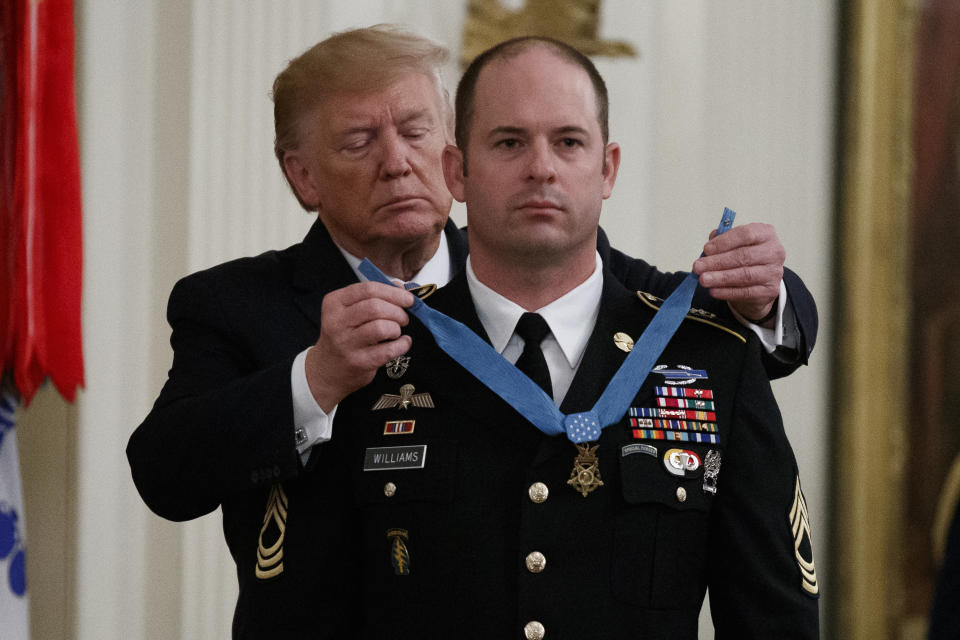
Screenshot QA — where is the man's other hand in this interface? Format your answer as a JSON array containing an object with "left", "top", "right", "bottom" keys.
[{"left": 692, "top": 222, "right": 785, "bottom": 325}]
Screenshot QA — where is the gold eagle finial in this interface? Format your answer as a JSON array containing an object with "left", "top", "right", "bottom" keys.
[{"left": 460, "top": 0, "right": 637, "bottom": 68}]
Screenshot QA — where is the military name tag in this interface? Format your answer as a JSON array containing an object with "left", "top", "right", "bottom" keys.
[{"left": 363, "top": 445, "right": 427, "bottom": 471}]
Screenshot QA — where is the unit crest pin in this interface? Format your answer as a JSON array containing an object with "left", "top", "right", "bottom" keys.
[{"left": 385, "top": 355, "right": 411, "bottom": 379}]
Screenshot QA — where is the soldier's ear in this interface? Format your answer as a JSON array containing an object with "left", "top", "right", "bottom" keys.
[
  {"left": 601, "top": 142, "right": 620, "bottom": 200},
  {"left": 442, "top": 144, "right": 466, "bottom": 203}
]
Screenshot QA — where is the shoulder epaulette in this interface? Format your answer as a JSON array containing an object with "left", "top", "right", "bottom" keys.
[{"left": 635, "top": 290, "right": 746, "bottom": 343}]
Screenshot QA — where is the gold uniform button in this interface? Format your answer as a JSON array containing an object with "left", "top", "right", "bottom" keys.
[
  {"left": 384, "top": 482, "right": 397, "bottom": 497},
  {"left": 524, "top": 620, "right": 545, "bottom": 640},
  {"left": 676, "top": 486, "right": 687, "bottom": 503},
  {"left": 528, "top": 482, "right": 549, "bottom": 503},
  {"left": 525, "top": 551, "right": 546, "bottom": 573}
]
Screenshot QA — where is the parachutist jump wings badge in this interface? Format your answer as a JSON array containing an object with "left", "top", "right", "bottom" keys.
[{"left": 372, "top": 384, "right": 435, "bottom": 410}]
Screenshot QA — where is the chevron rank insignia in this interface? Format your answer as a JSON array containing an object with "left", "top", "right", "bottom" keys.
[
  {"left": 372, "top": 384, "right": 435, "bottom": 410},
  {"left": 789, "top": 476, "right": 819, "bottom": 596},
  {"left": 255, "top": 484, "right": 288, "bottom": 581}
]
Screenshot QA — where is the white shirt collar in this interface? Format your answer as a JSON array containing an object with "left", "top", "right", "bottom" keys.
[
  {"left": 466, "top": 252, "right": 604, "bottom": 369},
  {"left": 338, "top": 229, "right": 452, "bottom": 287}
]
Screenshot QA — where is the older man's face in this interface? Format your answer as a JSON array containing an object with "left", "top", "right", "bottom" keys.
[{"left": 287, "top": 73, "right": 452, "bottom": 257}]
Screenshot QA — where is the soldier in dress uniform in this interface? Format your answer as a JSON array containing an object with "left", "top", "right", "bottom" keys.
[
  {"left": 127, "top": 26, "right": 818, "bottom": 639},
  {"left": 338, "top": 36, "right": 820, "bottom": 638}
]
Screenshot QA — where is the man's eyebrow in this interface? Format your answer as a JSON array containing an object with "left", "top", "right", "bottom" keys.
[
  {"left": 396, "top": 109, "right": 434, "bottom": 126},
  {"left": 486, "top": 126, "right": 527, "bottom": 140},
  {"left": 335, "top": 124, "right": 376, "bottom": 138},
  {"left": 485, "top": 125, "right": 591, "bottom": 140},
  {"left": 333, "top": 109, "right": 434, "bottom": 138},
  {"left": 554, "top": 125, "right": 589, "bottom": 137}
]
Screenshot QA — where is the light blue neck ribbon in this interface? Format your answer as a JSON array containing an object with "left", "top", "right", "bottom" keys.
[{"left": 360, "top": 208, "right": 736, "bottom": 444}]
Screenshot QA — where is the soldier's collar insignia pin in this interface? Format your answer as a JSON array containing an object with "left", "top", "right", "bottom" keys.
[
  {"left": 372, "top": 384, "right": 435, "bottom": 411},
  {"left": 613, "top": 332, "right": 634, "bottom": 353},
  {"left": 407, "top": 283, "right": 437, "bottom": 300}
]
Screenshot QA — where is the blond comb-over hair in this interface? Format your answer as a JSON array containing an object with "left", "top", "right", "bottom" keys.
[{"left": 272, "top": 25, "right": 452, "bottom": 209}]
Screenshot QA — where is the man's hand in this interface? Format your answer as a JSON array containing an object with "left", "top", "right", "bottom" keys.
[
  {"left": 305, "top": 282, "right": 414, "bottom": 411},
  {"left": 692, "top": 222, "right": 785, "bottom": 325}
]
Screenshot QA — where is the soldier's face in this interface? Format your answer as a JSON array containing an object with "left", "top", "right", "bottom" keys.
[{"left": 444, "top": 47, "right": 619, "bottom": 268}]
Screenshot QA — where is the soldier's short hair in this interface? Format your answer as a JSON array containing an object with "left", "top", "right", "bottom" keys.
[{"left": 455, "top": 36, "right": 610, "bottom": 156}]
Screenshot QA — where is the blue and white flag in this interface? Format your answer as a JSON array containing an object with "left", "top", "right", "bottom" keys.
[{"left": 0, "top": 392, "right": 28, "bottom": 639}]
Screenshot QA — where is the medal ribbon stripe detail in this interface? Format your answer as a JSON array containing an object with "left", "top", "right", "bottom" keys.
[
  {"left": 654, "top": 386, "right": 714, "bottom": 399},
  {"left": 655, "top": 397, "right": 715, "bottom": 410},
  {"left": 629, "top": 407, "right": 716, "bottom": 421},
  {"left": 629, "top": 418, "right": 718, "bottom": 433},
  {"left": 359, "top": 209, "right": 736, "bottom": 446},
  {"left": 383, "top": 420, "right": 415, "bottom": 435},
  {"left": 632, "top": 429, "right": 719, "bottom": 443}
]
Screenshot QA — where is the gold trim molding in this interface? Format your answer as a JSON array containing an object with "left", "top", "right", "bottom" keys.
[
  {"left": 833, "top": 1, "right": 916, "bottom": 638},
  {"left": 459, "top": 0, "right": 636, "bottom": 68}
]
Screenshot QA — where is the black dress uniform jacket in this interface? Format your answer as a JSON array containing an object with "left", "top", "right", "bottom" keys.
[
  {"left": 126, "top": 217, "right": 818, "bottom": 638},
  {"left": 337, "top": 270, "right": 820, "bottom": 639}
]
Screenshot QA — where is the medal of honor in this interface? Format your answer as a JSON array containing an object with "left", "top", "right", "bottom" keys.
[{"left": 567, "top": 443, "right": 604, "bottom": 497}]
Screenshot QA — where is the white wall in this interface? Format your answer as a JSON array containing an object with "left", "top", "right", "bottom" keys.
[{"left": 75, "top": 1, "right": 835, "bottom": 637}]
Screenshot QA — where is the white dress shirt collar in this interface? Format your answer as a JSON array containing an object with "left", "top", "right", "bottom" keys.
[
  {"left": 338, "top": 229, "right": 452, "bottom": 287},
  {"left": 466, "top": 252, "right": 604, "bottom": 369}
]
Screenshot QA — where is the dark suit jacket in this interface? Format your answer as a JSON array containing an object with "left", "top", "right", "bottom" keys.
[
  {"left": 338, "top": 271, "right": 820, "bottom": 638},
  {"left": 127, "top": 217, "right": 818, "bottom": 638}
]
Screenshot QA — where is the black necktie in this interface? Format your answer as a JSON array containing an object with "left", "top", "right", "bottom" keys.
[{"left": 514, "top": 312, "right": 553, "bottom": 398}]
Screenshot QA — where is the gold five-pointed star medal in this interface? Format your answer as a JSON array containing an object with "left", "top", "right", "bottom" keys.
[
  {"left": 567, "top": 443, "right": 604, "bottom": 497},
  {"left": 371, "top": 383, "right": 435, "bottom": 410}
]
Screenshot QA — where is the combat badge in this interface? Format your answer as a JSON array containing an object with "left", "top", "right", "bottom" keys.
[
  {"left": 387, "top": 528, "right": 412, "bottom": 576},
  {"left": 653, "top": 364, "right": 708, "bottom": 386},
  {"left": 789, "top": 477, "right": 819, "bottom": 596},
  {"left": 255, "top": 483, "right": 288, "bottom": 580},
  {"left": 372, "top": 383, "right": 434, "bottom": 410},
  {"left": 567, "top": 443, "right": 604, "bottom": 497},
  {"left": 702, "top": 449, "right": 721, "bottom": 494},
  {"left": 385, "top": 355, "right": 410, "bottom": 379}
]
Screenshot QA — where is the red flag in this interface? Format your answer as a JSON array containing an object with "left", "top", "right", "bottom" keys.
[{"left": 1, "top": 0, "right": 84, "bottom": 405}]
